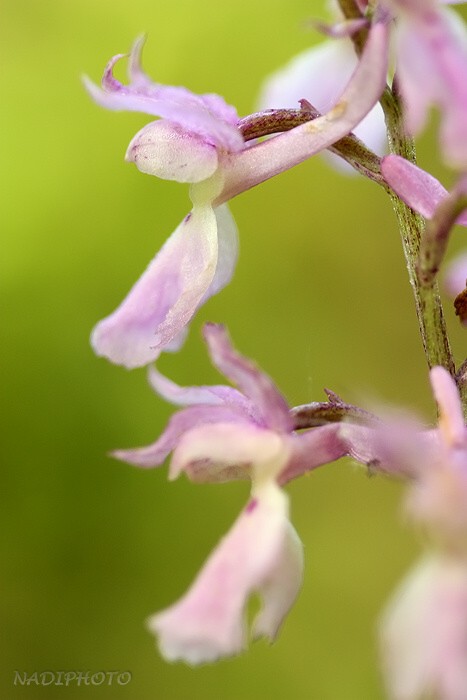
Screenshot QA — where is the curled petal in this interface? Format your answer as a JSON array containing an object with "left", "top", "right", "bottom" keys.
[
  {"left": 199, "top": 204, "right": 238, "bottom": 300},
  {"left": 83, "top": 38, "right": 243, "bottom": 152},
  {"left": 380, "top": 556, "right": 467, "bottom": 700},
  {"left": 430, "top": 366, "right": 466, "bottom": 447},
  {"left": 125, "top": 120, "right": 218, "bottom": 183},
  {"left": 381, "top": 155, "right": 467, "bottom": 224},
  {"left": 203, "top": 324, "right": 293, "bottom": 432},
  {"left": 91, "top": 205, "right": 219, "bottom": 368},
  {"left": 112, "top": 405, "right": 252, "bottom": 469},
  {"left": 170, "top": 422, "right": 289, "bottom": 482},
  {"left": 148, "top": 483, "right": 302, "bottom": 664}
]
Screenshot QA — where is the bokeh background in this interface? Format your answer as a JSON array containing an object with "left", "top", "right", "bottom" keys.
[{"left": 3, "top": 1, "right": 467, "bottom": 698}]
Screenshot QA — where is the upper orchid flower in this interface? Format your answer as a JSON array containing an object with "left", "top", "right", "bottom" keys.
[
  {"left": 382, "top": 0, "right": 467, "bottom": 170},
  {"left": 113, "top": 323, "right": 371, "bottom": 664},
  {"left": 84, "top": 25, "right": 389, "bottom": 368}
]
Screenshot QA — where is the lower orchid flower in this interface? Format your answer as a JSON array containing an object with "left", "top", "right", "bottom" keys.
[
  {"left": 378, "top": 367, "right": 467, "bottom": 700},
  {"left": 84, "top": 23, "right": 389, "bottom": 368},
  {"left": 113, "top": 323, "right": 372, "bottom": 663}
]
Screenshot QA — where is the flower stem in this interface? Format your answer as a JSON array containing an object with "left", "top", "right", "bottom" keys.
[{"left": 380, "top": 86, "right": 455, "bottom": 376}]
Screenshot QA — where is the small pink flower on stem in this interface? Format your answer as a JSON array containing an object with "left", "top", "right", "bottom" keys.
[
  {"left": 114, "top": 323, "right": 362, "bottom": 663},
  {"left": 380, "top": 367, "right": 467, "bottom": 700},
  {"left": 84, "top": 25, "right": 389, "bottom": 368},
  {"left": 383, "top": 0, "right": 467, "bottom": 169}
]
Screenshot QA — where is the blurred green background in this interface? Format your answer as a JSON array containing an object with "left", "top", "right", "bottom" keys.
[{"left": 2, "top": 1, "right": 467, "bottom": 698}]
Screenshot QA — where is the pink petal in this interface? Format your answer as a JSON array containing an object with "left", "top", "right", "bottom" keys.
[
  {"left": 444, "top": 251, "right": 467, "bottom": 297},
  {"left": 278, "top": 424, "right": 348, "bottom": 485},
  {"left": 83, "top": 38, "right": 243, "bottom": 153},
  {"left": 91, "top": 205, "right": 218, "bottom": 368},
  {"left": 258, "top": 38, "right": 386, "bottom": 161},
  {"left": 380, "top": 556, "right": 467, "bottom": 700},
  {"left": 203, "top": 324, "right": 293, "bottom": 432},
  {"left": 381, "top": 155, "right": 467, "bottom": 224},
  {"left": 394, "top": 6, "right": 467, "bottom": 169},
  {"left": 147, "top": 365, "right": 250, "bottom": 410},
  {"left": 430, "top": 366, "right": 466, "bottom": 447},
  {"left": 125, "top": 120, "right": 218, "bottom": 183},
  {"left": 218, "top": 21, "right": 390, "bottom": 202},
  {"left": 170, "top": 422, "right": 288, "bottom": 482},
  {"left": 199, "top": 204, "right": 238, "bottom": 300},
  {"left": 148, "top": 484, "right": 302, "bottom": 664},
  {"left": 112, "top": 405, "right": 253, "bottom": 470}
]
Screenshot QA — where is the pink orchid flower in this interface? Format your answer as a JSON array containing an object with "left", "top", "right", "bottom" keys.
[
  {"left": 84, "top": 25, "right": 389, "bottom": 368},
  {"left": 383, "top": 0, "right": 467, "bottom": 170},
  {"left": 380, "top": 367, "right": 467, "bottom": 700},
  {"left": 114, "top": 323, "right": 365, "bottom": 664}
]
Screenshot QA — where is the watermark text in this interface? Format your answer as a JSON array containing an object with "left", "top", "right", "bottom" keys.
[{"left": 14, "top": 671, "right": 132, "bottom": 687}]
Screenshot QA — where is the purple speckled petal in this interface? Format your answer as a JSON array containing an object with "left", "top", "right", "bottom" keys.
[
  {"left": 83, "top": 38, "right": 243, "bottom": 152},
  {"left": 147, "top": 365, "right": 253, "bottom": 412},
  {"left": 202, "top": 324, "right": 293, "bottom": 433},
  {"left": 218, "top": 21, "right": 389, "bottom": 202},
  {"left": 112, "top": 405, "right": 252, "bottom": 469},
  {"left": 125, "top": 120, "right": 218, "bottom": 183},
  {"left": 148, "top": 484, "right": 302, "bottom": 664},
  {"left": 170, "top": 422, "right": 287, "bottom": 482},
  {"left": 381, "top": 155, "right": 467, "bottom": 224},
  {"left": 91, "top": 205, "right": 218, "bottom": 368}
]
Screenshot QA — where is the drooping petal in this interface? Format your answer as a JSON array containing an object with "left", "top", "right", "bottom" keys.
[
  {"left": 91, "top": 205, "right": 219, "bottom": 368},
  {"left": 112, "top": 405, "right": 253, "bottom": 470},
  {"left": 170, "top": 422, "right": 288, "bottom": 482},
  {"left": 381, "top": 155, "right": 467, "bottom": 224},
  {"left": 380, "top": 555, "right": 467, "bottom": 700},
  {"left": 148, "top": 483, "right": 302, "bottom": 664},
  {"left": 203, "top": 324, "right": 293, "bottom": 432},
  {"left": 199, "top": 204, "right": 238, "bottom": 300},
  {"left": 430, "top": 366, "right": 466, "bottom": 447},
  {"left": 258, "top": 38, "right": 386, "bottom": 162},
  {"left": 218, "top": 21, "right": 390, "bottom": 202},
  {"left": 125, "top": 120, "right": 218, "bottom": 183},
  {"left": 83, "top": 38, "right": 243, "bottom": 153}
]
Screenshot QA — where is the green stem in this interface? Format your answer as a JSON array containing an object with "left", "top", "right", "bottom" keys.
[{"left": 380, "top": 87, "right": 455, "bottom": 375}]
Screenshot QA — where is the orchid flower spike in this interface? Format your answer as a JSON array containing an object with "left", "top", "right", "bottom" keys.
[
  {"left": 84, "top": 25, "right": 389, "bottom": 368},
  {"left": 114, "top": 323, "right": 367, "bottom": 664}
]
